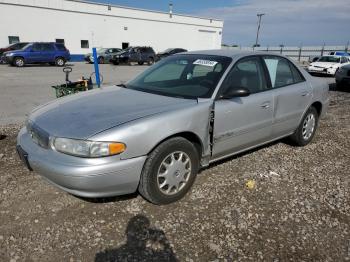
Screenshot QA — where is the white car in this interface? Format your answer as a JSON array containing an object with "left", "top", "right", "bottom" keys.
[{"left": 308, "top": 55, "right": 350, "bottom": 76}]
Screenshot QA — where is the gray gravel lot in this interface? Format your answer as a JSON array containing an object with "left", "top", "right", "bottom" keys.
[{"left": 0, "top": 64, "right": 349, "bottom": 261}]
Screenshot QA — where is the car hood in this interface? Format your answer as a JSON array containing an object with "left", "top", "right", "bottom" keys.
[
  {"left": 3, "top": 50, "right": 23, "bottom": 55},
  {"left": 310, "top": 62, "right": 339, "bottom": 68},
  {"left": 29, "top": 86, "right": 197, "bottom": 139}
]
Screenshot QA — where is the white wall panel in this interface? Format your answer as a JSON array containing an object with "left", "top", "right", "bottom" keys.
[{"left": 0, "top": 0, "right": 223, "bottom": 54}]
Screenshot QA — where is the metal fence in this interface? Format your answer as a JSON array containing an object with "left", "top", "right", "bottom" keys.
[{"left": 222, "top": 44, "right": 350, "bottom": 62}]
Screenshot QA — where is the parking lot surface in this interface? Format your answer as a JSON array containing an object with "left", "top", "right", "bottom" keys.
[
  {"left": 0, "top": 63, "right": 146, "bottom": 125},
  {"left": 0, "top": 64, "right": 349, "bottom": 261}
]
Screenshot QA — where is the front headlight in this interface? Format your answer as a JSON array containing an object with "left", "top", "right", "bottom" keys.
[
  {"left": 6, "top": 53, "right": 14, "bottom": 56},
  {"left": 51, "top": 137, "right": 126, "bottom": 157}
]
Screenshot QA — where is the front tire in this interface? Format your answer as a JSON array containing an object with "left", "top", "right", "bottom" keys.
[
  {"left": 148, "top": 57, "right": 154, "bottom": 65},
  {"left": 138, "top": 137, "right": 199, "bottom": 205},
  {"left": 289, "top": 107, "right": 319, "bottom": 146},
  {"left": 13, "top": 57, "right": 25, "bottom": 67}
]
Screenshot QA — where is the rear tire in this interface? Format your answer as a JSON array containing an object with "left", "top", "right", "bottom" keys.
[
  {"left": 98, "top": 56, "right": 104, "bottom": 64},
  {"left": 138, "top": 137, "right": 199, "bottom": 205},
  {"left": 13, "top": 57, "right": 25, "bottom": 67},
  {"left": 289, "top": 107, "right": 319, "bottom": 146},
  {"left": 55, "top": 57, "right": 65, "bottom": 67}
]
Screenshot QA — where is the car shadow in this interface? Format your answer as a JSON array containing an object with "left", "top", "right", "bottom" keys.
[
  {"left": 202, "top": 139, "right": 283, "bottom": 171},
  {"left": 329, "top": 82, "right": 349, "bottom": 93},
  {"left": 95, "top": 214, "right": 178, "bottom": 262},
  {"left": 5, "top": 63, "right": 75, "bottom": 68},
  {"left": 76, "top": 192, "right": 138, "bottom": 204}
]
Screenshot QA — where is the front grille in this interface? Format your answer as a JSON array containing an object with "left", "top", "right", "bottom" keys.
[{"left": 26, "top": 121, "right": 50, "bottom": 149}]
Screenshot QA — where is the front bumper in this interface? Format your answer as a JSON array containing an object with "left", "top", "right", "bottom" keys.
[
  {"left": 308, "top": 67, "right": 336, "bottom": 75},
  {"left": 17, "top": 127, "right": 147, "bottom": 198},
  {"left": 3, "top": 55, "right": 14, "bottom": 64}
]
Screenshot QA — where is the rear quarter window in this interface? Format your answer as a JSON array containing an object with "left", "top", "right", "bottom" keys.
[{"left": 55, "top": 44, "right": 67, "bottom": 51}]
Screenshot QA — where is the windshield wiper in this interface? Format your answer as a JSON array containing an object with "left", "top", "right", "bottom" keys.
[{"left": 117, "top": 83, "right": 127, "bottom": 88}]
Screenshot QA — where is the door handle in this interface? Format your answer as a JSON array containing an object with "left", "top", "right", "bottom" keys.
[
  {"left": 301, "top": 91, "right": 310, "bottom": 97},
  {"left": 260, "top": 102, "right": 270, "bottom": 109}
]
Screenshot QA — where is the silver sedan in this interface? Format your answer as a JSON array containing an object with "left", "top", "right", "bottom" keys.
[{"left": 17, "top": 50, "right": 329, "bottom": 204}]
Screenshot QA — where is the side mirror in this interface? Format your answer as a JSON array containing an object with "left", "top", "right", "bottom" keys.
[{"left": 220, "top": 87, "right": 250, "bottom": 99}]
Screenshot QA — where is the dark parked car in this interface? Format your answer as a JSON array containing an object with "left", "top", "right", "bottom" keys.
[
  {"left": 155, "top": 48, "right": 187, "bottom": 61},
  {"left": 84, "top": 48, "right": 122, "bottom": 64},
  {"left": 110, "top": 46, "right": 156, "bottom": 65},
  {"left": 335, "top": 64, "right": 350, "bottom": 88},
  {"left": 0, "top": 42, "right": 29, "bottom": 63},
  {"left": 3, "top": 42, "right": 70, "bottom": 67}
]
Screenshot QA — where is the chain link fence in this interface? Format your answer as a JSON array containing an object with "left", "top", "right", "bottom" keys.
[{"left": 222, "top": 44, "right": 349, "bottom": 63}]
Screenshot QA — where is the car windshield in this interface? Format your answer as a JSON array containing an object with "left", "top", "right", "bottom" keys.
[
  {"left": 125, "top": 54, "right": 232, "bottom": 99},
  {"left": 318, "top": 56, "right": 340, "bottom": 63},
  {"left": 97, "top": 48, "right": 108, "bottom": 53}
]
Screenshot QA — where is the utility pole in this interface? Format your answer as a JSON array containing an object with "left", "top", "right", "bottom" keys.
[
  {"left": 169, "top": 2, "right": 173, "bottom": 18},
  {"left": 255, "top": 13, "right": 265, "bottom": 47}
]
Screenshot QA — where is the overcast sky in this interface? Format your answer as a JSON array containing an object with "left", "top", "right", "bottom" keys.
[{"left": 91, "top": 0, "right": 350, "bottom": 47}]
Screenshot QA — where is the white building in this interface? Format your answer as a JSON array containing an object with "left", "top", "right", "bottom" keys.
[{"left": 0, "top": 0, "right": 223, "bottom": 59}]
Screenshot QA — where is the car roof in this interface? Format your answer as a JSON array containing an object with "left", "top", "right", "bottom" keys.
[
  {"left": 320, "top": 55, "right": 341, "bottom": 58},
  {"left": 184, "top": 49, "right": 281, "bottom": 58}
]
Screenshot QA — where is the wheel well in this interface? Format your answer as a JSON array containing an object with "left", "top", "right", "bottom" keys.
[
  {"left": 149, "top": 132, "right": 203, "bottom": 158},
  {"left": 55, "top": 56, "right": 65, "bottom": 61},
  {"left": 14, "top": 56, "right": 24, "bottom": 60},
  {"left": 311, "top": 101, "right": 322, "bottom": 116}
]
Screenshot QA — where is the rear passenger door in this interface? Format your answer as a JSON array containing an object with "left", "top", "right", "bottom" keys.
[
  {"left": 41, "top": 43, "right": 56, "bottom": 62},
  {"left": 262, "top": 56, "right": 312, "bottom": 137},
  {"left": 212, "top": 56, "right": 274, "bottom": 159}
]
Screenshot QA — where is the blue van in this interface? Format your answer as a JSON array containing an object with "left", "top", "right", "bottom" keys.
[{"left": 3, "top": 42, "right": 70, "bottom": 67}]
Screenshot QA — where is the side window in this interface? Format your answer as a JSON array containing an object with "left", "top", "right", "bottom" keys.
[
  {"left": 41, "top": 44, "right": 55, "bottom": 51},
  {"left": 31, "top": 44, "right": 41, "bottom": 52},
  {"left": 290, "top": 64, "right": 305, "bottom": 83},
  {"left": 263, "top": 56, "right": 296, "bottom": 88},
  {"left": 221, "top": 57, "right": 267, "bottom": 94},
  {"left": 55, "top": 44, "right": 66, "bottom": 51}
]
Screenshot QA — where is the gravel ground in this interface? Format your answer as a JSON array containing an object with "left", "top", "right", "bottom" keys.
[{"left": 0, "top": 88, "right": 349, "bottom": 261}]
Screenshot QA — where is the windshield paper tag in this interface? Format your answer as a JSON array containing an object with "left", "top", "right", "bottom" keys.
[{"left": 193, "top": 59, "right": 218, "bottom": 67}]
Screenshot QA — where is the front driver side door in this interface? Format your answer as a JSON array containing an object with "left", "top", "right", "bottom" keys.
[
  {"left": 26, "top": 43, "right": 42, "bottom": 63},
  {"left": 212, "top": 56, "right": 274, "bottom": 160}
]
